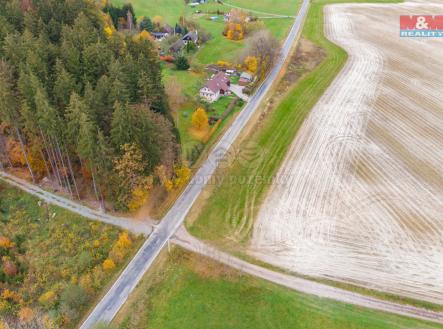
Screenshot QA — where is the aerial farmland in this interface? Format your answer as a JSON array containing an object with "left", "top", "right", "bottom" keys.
[{"left": 251, "top": 1, "right": 443, "bottom": 305}]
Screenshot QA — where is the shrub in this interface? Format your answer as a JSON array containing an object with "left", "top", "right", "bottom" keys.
[{"left": 175, "top": 56, "right": 190, "bottom": 70}]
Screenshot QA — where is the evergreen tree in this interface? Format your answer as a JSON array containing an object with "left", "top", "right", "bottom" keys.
[
  {"left": 110, "top": 101, "right": 133, "bottom": 150},
  {"left": 140, "top": 17, "right": 154, "bottom": 32},
  {"left": 53, "top": 60, "right": 78, "bottom": 109},
  {"left": 175, "top": 55, "right": 190, "bottom": 70}
]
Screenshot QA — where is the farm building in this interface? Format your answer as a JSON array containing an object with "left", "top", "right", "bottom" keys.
[{"left": 239, "top": 72, "right": 254, "bottom": 86}]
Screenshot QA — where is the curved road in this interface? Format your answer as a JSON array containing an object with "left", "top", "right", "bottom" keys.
[{"left": 80, "top": 0, "right": 310, "bottom": 327}]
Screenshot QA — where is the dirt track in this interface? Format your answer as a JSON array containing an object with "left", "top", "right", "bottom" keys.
[{"left": 250, "top": 2, "right": 443, "bottom": 304}]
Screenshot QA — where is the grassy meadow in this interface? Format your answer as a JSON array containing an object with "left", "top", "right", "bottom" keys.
[{"left": 112, "top": 248, "right": 441, "bottom": 329}]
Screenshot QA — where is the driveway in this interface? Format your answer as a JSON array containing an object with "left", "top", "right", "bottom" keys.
[{"left": 230, "top": 84, "right": 249, "bottom": 101}]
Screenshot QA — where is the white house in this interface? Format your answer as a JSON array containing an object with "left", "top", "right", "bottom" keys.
[{"left": 199, "top": 72, "right": 231, "bottom": 103}]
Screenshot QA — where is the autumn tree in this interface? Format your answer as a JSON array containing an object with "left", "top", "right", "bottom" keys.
[
  {"left": 224, "top": 9, "right": 247, "bottom": 40},
  {"left": 242, "top": 30, "right": 280, "bottom": 80},
  {"left": 244, "top": 56, "right": 258, "bottom": 74},
  {"left": 102, "top": 259, "right": 115, "bottom": 271},
  {"left": 113, "top": 143, "right": 153, "bottom": 210},
  {"left": 192, "top": 108, "right": 209, "bottom": 131},
  {"left": 152, "top": 15, "right": 163, "bottom": 29}
]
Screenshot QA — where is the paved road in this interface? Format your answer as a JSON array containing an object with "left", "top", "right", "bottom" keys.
[
  {"left": 0, "top": 171, "right": 152, "bottom": 235},
  {"left": 80, "top": 1, "right": 310, "bottom": 327},
  {"left": 172, "top": 227, "right": 443, "bottom": 325}
]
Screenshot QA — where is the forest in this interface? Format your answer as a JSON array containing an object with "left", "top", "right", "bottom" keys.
[{"left": 0, "top": 0, "right": 180, "bottom": 211}]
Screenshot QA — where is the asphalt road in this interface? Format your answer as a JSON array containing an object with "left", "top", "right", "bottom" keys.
[{"left": 80, "top": 0, "right": 310, "bottom": 327}]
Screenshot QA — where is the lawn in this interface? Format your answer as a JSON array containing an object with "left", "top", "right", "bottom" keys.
[
  {"left": 208, "top": 95, "right": 238, "bottom": 116},
  {"left": 112, "top": 248, "right": 441, "bottom": 329},
  {"left": 112, "top": 0, "right": 188, "bottom": 25},
  {"left": 0, "top": 182, "right": 142, "bottom": 328}
]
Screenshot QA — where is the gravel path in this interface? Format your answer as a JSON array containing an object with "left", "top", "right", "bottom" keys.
[
  {"left": 0, "top": 171, "right": 152, "bottom": 235},
  {"left": 173, "top": 227, "right": 443, "bottom": 325}
]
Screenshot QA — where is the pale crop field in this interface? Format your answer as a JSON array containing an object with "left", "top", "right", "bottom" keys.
[{"left": 250, "top": 1, "right": 443, "bottom": 305}]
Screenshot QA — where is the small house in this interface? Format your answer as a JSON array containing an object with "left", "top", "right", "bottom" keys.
[
  {"left": 151, "top": 32, "right": 168, "bottom": 40},
  {"left": 182, "top": 31, "right": 198, "bottom": 44},
  {"left": 169, "top": 39, "right": 185, "bottom": 53},
  {"left": 239, "top": 72, "right": 253, "bottom": 86},
  {"left": 163, "top": 24, "right": 174, "bottom": 34},
  {"left": 199, "top": 72, "right": 231, "bottom": 103},
  {"left": 169, "top": 31, "right": 199, "bottom": 53}
]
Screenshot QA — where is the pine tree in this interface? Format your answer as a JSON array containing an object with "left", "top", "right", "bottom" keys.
[
  {"left": 175, "top": 55, "right": 190, "bottom": 70},
  {"left": 140, "top": 17, "right": 154, "bottom": 32},
  {"left": 110, "top": 101, "right": 133, "bottom": 151},
  {"left": 53, "top": 60, "right": 78, "bottom": 109}
]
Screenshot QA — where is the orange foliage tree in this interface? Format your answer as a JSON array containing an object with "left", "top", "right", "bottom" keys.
[
  {"left": 102, "top": 259, "right": 116, "bottom": 271},
  {"left": 0, "top": 236, "right": 12, "bottom": 248}
]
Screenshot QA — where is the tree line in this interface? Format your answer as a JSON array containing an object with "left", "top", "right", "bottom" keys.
[{"left": 0, "top": 0, "right": 179, "bottom": 211}]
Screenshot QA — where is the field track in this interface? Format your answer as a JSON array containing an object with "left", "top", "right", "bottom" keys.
[{"left": 251, "top": 1, "right": 443, "bottom": 304}]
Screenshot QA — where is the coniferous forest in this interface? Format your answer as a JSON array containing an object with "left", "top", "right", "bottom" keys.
[{"left": 0, "top": 0, "right": 179, "bottom": 211}]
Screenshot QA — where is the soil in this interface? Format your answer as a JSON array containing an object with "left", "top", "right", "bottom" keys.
[{"left": 250, "top": 2, "right": 443, "bottom": 305}]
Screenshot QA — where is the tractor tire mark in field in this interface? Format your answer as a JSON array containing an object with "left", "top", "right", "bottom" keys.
[{"left": 250, "top": 2, "right": 443, "bottom": 305}]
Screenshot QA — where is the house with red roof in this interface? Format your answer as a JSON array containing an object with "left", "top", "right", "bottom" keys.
[{"left": 199, "top": 72, "right": 231, "bottom": 103}]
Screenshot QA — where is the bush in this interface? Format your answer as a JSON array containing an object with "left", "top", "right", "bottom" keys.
[{"left": 175, "top": 56, "right": 190, "bottom": 70}]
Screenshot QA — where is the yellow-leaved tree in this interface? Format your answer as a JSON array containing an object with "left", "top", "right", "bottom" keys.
[
  {"left": 133, "top": 30, "right": 154, "bottom": 43},
  {"left": 244, "top": 56, "right": 258, "bottom": 74},
  {"left": 174, "top": 165, "right": 191, "bottom": 188},
  {"left": 152, "top": 15, "right": 163, "bottom": 26},
  {"left": 0, "top": 236, "right": 12, "bottom": 248},
  {"left": 155, "top": 165, "right": 174, "bottom": 192},
  {"left": 102, "top": 259, "right": 116, "bottom": 271},
  {"left": 116, "top": 232, "right": 132, "bottom": 249},
  {"left": 192, "top": 108, "right": 209, "bottom": 131}
]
